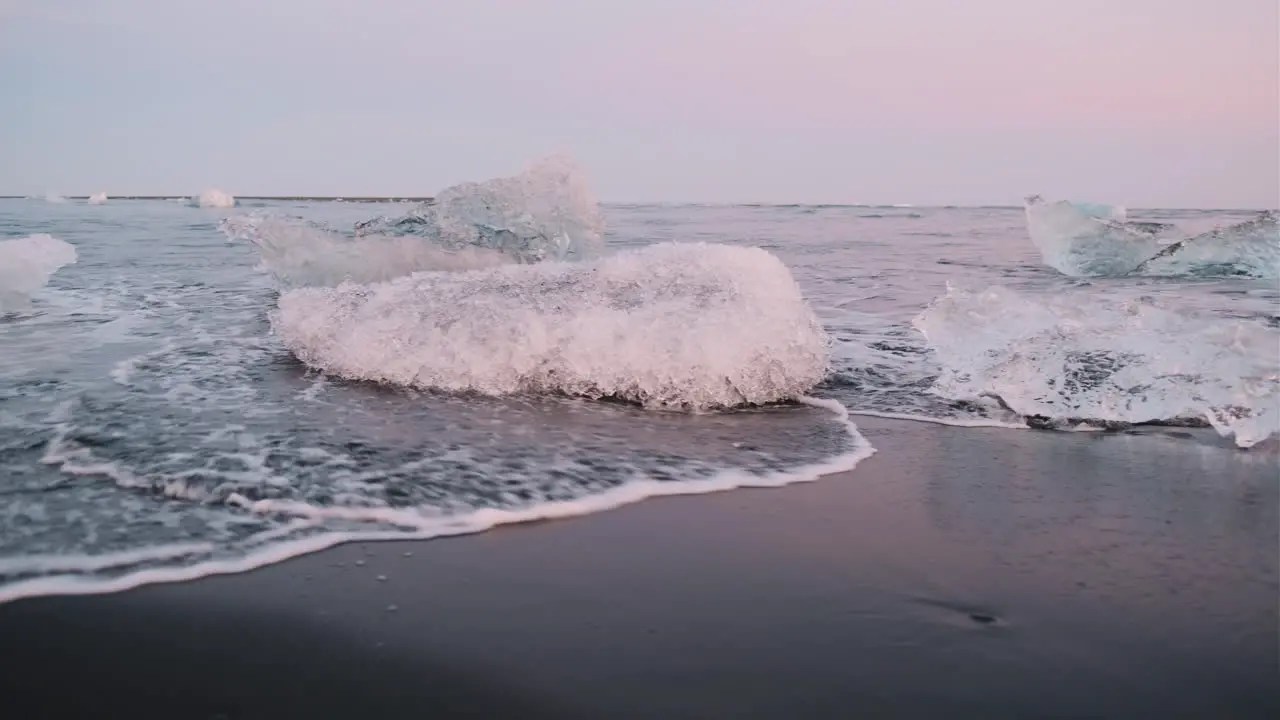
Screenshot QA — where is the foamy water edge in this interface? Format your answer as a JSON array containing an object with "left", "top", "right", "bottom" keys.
[{"left": 0, "top": 397, "right": 873, "bottom": 604}]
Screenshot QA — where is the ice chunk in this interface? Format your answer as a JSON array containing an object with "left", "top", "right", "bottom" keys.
[
  {"left": 1070, "top": 200, "right": 1126, "bottom": 220},
  {"left": 221, "top": 214, "right": 514, "bottom": 288},
  {"left": 913, "top": 284, "right": 1279, "bottom": 448},
  {"left": 225, "top": 155, "right": 604, "bottom": 287},
  {"left": 0, "top": 234, "right": 78, "bottom": 312},
  {"left": 1135, "top": 210, "right": 1278, "bottom": 280},
  {"left": 191, "top": 189, "right": 236, "bottom": 208},
  {"left": 272, "top": 242, "right": 830, "bottom": 410},
  {"left": 1023, "top": 195, "right": 1167, "bottom": 276},
  {"left": 353, "top": 154, "right": 603, "bottom": 264}
]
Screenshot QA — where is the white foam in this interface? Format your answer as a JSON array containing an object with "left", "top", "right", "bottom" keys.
[
  {"left": 847, "top": 409, "right": 1028, "bottom": 430},
  {"left": 43, "top": 192, "right": 67, "bottom": 204},
  {"left": 0, "top": 234, "right": 78, "bottom": 312},
  {"left": 273, "top": 241, "right": 831, "bottom": 410},
  {"left": 0, "top": 397, "right": 873, "bottom": 604},
  {"left": 914, "top": 284, "right": 1279, "bottom": 448},
  {"left": 87, "top": 192, "right": 108, "bottom": 205},
  {"left": 192, "top": 188, "right": 236, "bottom": 208}
]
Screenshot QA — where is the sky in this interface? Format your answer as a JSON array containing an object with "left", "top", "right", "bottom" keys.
[{"left": 1, "top": 0, "right": 1276, "bottom": 207}]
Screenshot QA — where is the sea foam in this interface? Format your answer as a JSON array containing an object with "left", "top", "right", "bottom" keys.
[
  {"left": 273, "top": 241, "right": 831, "bottom": 410},
  {"left": 0, "top": 234, "right": 78, "bottom": 312},
  {"left": 914, "top": 284, "right": 1279, "bottom": 448}
]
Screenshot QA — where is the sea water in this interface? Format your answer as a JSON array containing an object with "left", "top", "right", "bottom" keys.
[{"left": 1, "top": 161, "right": 1275, "bottom": 601}]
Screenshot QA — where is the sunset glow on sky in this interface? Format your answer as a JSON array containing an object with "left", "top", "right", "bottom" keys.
[{"left": 2, "top": 0, "right": 1276, "bottom": 206}]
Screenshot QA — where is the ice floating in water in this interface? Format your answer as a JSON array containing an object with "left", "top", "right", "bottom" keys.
[
  {"left": 1023, "top": 195, "right": 1169, "bottom": 276},
  {"left": 0, "top": 234, "right": 78, "bottom": 312},
  {"left": 224, "top": 155, "right": 603, "bottom": 287},
  {"left": 273, "top": 242, "right": 830, "bottom": 410},
  {"left": 1024, "top": 196, "right": 1275, "bottom": 279},
  {"left": 1135, "top": 210, "right": 1279, "bottom": 280},
  {"left": 191, "top": 189, "right": 236, "bottom": 208},
  {"left": 354, "top": 154, "right": 602, "bottom": 263},
  {"left": 87, "top": 192, "right": 108, "bottom": 205},
  {"left": 914, "top": 284, "right": 1279, "bottom": 448},
  {"left": 222, "top": 215, "right": 514, "bottom": 287}
]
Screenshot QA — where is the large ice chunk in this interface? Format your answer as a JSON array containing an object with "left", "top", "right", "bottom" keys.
[
  {"left": 913, "top": 283, "right": 1279, "bottom": 448},
  {"left": 272, "top": 242, "right": 830, "bottom": 411}
]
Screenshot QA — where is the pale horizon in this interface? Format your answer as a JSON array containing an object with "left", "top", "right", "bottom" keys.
[{"left": 2, "top": 0, "right": 1276, "bottom": 208}]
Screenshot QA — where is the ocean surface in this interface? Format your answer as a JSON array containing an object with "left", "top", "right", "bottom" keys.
[{"left": 2, "top": 168, "right": 1277, "bottom": 602}]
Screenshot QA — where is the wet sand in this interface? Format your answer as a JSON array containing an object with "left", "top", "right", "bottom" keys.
[{"left": 1, "top": 416, "right": 1276, "bottom": 719}]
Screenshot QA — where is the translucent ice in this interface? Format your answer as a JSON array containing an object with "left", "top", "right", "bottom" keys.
[
  {"left": 1135, "top": 210, "right": 1278, "bottom": 280},
  {"left": 192, "top": 189, "right": 236, "bottom": 208},
  {"left": 225, "top": 155, "right": 603, "bottom": 287},
  {"left": 913, "top": 284, "right": 1279, "bottom": 448},
  {"left": 272, "top": 242, "right": 830, "bottom": 410},
  {"left": 1023, "top": 195, "right": 1166, "bottom": 276}
]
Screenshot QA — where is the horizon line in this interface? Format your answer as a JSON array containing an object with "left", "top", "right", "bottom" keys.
[{"left": 1, "top": 196, "right": 1274, "bottom": 212}]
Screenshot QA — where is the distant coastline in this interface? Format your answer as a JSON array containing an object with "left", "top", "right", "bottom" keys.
[{"left": 0, "top": 196, "right": 434, "bottom": 203}]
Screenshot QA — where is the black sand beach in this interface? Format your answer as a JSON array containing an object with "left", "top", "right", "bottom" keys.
[{"left": 1, "top": 416, "right": 1276, "bottom": 719}]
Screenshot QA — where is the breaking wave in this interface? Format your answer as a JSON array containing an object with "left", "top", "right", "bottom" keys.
[
  {"left": 223, "top": 155, "right": 603, "bottom": 288},
  {"left": 274, "top": 242, "right": 830, "bottom": 410},
  {"left": 914, "top": 284, "right": 1279, "bottom": 448},
  {"left": 0, "top": 235, "right": 78, "bottom": 312},
  {"left": 1024, "top": 196, "right": 1276, "bottom": 279}
]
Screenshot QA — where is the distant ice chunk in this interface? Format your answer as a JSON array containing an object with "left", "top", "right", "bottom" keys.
[
  {"left": 191, "top": 189, "right": 236, "bottom": 208},
  {"left": 221, "top": 214, "right": 514, "bottom": 288},
  {"left": 1135, "top": 210, "right": 1278, "bottom": 280},
  {"left": 87, "top": 192, "right": 108, "bottom": 205},
  {"left": 226, "top": 155, "right": 603, "bottom": 287},
  {"left": 353, "top": 154, "right": 603, "bottom": 263},
  {"left": 0, "top": 234, "right": 78, "bottom": 312},
  {"left": 272, "top": 242, "right": 830, "bottom": 411},
  {"left": 1023, "top": 195, "right": 1168, "bottom": 276},
  {"left": 914, "top": 284, "right": 1279, "bottom": 448}
]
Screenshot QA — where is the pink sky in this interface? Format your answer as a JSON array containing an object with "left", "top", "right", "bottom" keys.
[{"left": 2, "top": 0, "right": 1277, "bottom": 205}]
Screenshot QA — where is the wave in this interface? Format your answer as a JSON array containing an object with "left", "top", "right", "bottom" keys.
[
  {"left": 0, "top": 235, "right": 78, "bottom": 313},
  {"left": 224, "top": 155, "right": 603, "bottom": 288},
  {"left": 273, "top": 241, "right": 830, "bottom": 410},
  {"left": 1023, "top": 196, "right": 1276, "bottom": 279},
  {"left": 87, "top": 192, "right": 108, "bottom": 205},
  {"left": 191, "top": 189, "right": 236, "bottom": 208},
  {"left": 914, "top": 284, "right": 1278, "bottom": 448}
]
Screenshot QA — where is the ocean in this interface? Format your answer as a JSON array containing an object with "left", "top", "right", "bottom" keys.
[{"left": 1, "top": 161, "right": 1277, "bottom": 604}]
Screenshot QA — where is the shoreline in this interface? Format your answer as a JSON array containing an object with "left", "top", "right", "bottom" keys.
[{"left": 1, "top": 416, "right": 1275, "bottom": 718}]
